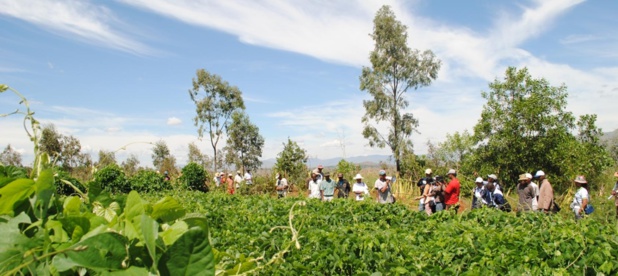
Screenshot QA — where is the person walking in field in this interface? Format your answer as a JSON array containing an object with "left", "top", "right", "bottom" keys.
[
  {"left": 535, "top": 170, "right": 554, "bottom": 213},
  {"left": 226, "top": 173, "right": 235, "bottom": 195},
  {"left": 320, "top": 172, "right": 336, "bottom": 202},
  {"left": 612, "top": 172, "right": 618, "bottom": 219},
  {"left": 570, "top": 175, "right": 590, "bottom": 220},
  {"left": 375, "top": 170, "right": 394, "bottom": 204},
  {"left": 307, "top": 172, "right": 321, "bottom": 199},
  {"left": 444, "top": 169, "right": 460, "bottom": 211},
  {"left": 527, "top": 173, "right": 540, "bottom": 211},
  {"left": 336, "top": 173, "right": 351, "bottom": 198},
  {"left": 244, "top": 169, "right": 253, "bottom": 186},
  {"left": 275, "top": 173, "right": 289, "bottom": 198},
  {"left": 472, "top": 177, "right": 487, "bottom": 209},
  {"left": 234, "top": 171, "right": 243, "bottom": 189},
  {"left": 352, "top": 174, "right": 369, "bottom": 201},
  {"left": 517, "top": 174, "right": 535, "bottom": 212}
]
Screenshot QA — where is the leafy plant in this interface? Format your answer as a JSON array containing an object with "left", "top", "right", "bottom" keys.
[
  {"left": 94, "top": 164, "right": 129, "bottom": 194},
  {"left": 179, "top": 162, "right": 209, "bottom": 192},
  {"left": 130, "top": 169, "right": 170, "bottom": 193}
]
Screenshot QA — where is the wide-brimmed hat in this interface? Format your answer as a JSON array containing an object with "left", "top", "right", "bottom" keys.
[
  {"left": 574, "top": 175, "right": 587, "bottom": 184},
  {"left": 487, "top": 174, "right": 497, "bottom": 180},
  {"left": 425, "top": 168, "right": 432, "bottom": 174},
  {"left": 447, "top": 169, "right": 456, "bottom": 175},
  {"left": 475, "top": 177, "right": 483, "bottom": 183},
  {"left": 518, "top": 174, "right": 527, "bottom": 181},
  {"left": 354, "top": 174, "right": 363, "bottom": 180}
]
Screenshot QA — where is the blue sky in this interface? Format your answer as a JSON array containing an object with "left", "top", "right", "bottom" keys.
[{"left": 1, "top": 0, "right": 617, "bottom": 168}]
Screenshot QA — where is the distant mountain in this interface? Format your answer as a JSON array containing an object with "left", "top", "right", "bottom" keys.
[
  {"left": 260, "top": 154, "right": 393, "bottom": 169},
  {"left": 602, "top": 128, "right": 618, "bottom": 143}
]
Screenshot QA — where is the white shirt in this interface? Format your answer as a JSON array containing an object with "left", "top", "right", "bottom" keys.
[
  {"left": 352, "top": 182, "right": 369, "bottom": 201},
  {"left": 529, "top": 182, "right": 540, "bottom": 211},
  {"left": 244, "top": 172, "right": 253, "bottom": 184},
  {"left": 571, "top": 187, "right": 589, "bottom": 213},
  {"left": 234, "top": 174, "right": 243, "bottom": 188},
  {"left": 308, "top": 179, "right": 321, "bottom": 199}
]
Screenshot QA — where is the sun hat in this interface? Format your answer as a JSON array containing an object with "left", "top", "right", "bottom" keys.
[
  {"left": 518, "top": 174, "right": 527, "bottom": 181},
  {"left": 525, "top": 173, "right": 533, "bottom": 179},
  {"left": 487, "top": 174, "right": 497, "bottom": 179},
  {"left": 475, "top": 177, "right": 483, "bottom": 183},
  {"left": 447, "top": 169, "right": 456, "bottom": 175},
  {"left": 228, "top": 173, "right": 233, "bottom": 177},
  {"left": 425, "top": 168, "right": 432, "bottom": 174},
  {"left": 574, "top": 175, "right": 587, "bottom": 184},
  {"left": 535, "top": 170, "right": 545, "bottom": 178},
  {"left": 237, "top": 170, "right": 241, "bottom": 174},
  {"left": 312, "top": 169, "right": 319, "bottom": 174},
  {"left": 354, "top": 174, "right": 363, "bottom": 180}
]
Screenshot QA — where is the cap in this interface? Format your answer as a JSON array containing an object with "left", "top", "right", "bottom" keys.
[
  {"left": 337, "top": 173, "right": 343, "bottom": 177},
  {"left": 324, "top": 171, "right": 331, "bottom": 176},
  {"left": 379, "top": 170, "right": 386, "bottom": 176},
  {"left": 525, "top": 173, "right": 533, "bottom": 179},
  {"left": 518, "top": 174, "right": 527, "bottom": 181},
  {"left": 447, "top": 169, "right": 456, "bottom": 175},
  {"left": 487, "top": 174, "right": 497, "bottom": 180},
  {"left": 535, "top": 170, "right": 545, "bottom": 178},
  {"left": 574, "top": 175, "right": 587, "bottom": 184},
  {"left": 425, "top": 168, "right": 432, "bottom": 174},
  {"left": 354, "top": 174, "right": 363, "bottom": 180},
  {"left": 237, "top": 170, "right": 241, "bottom": 174},
  {"left": 317, "top": 164, "right": 324, "bottom": 169},
  {"left": 228, "top": 173, "right": 233, "bottom": 177},
  {"left": 475, "top": 177, "right": 483, "bottom": 183},
  {"left": 312, "top": 169, "right": 319, "bottom": 175}
]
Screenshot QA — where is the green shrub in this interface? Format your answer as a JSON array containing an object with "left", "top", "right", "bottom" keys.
[
  {"left": 130, "top": 170, "right": 169, "bottom": 193},
  {"left": 179, "top": 162, "right": 208, "bottom": 192},
  {"left": 54, "top": 169, "right": 86, "bottom": 196},
  {"left": 94, "top": 164, "right": 129, "bottom": 193}
]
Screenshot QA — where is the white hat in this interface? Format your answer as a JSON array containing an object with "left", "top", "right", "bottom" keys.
[
  {"left": 525, "top": 173, "right": 533, "bottom": 179},
  {"left": 425, "top": 168, "right": 432, "bottom": 174},
  {"left": 354, "top": 174, "right": 363, "bottom": 180},
  {"left": 447, "top": 169, "right": 456, "bottom": 175},
  {"left": 487, "top": 174, "right": 497, "bottom": 179},
  {"left": 228, "top": 173, "right": 233, "bottom": 177},
  {"left": 386, "top": 176, "right": 392, "bottom": 180},
  {"left": 237, "top": 170, "right": 241, "bottom": 174},
  {"left": 535, "top": 170, "right": 545, "bottom": 177},
  {"left": 475, "top": 177, "right": 483, "bottom": 183}
]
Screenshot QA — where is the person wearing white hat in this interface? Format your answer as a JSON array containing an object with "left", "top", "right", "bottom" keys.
[
  {"left": 526, "top": 173, "right": 540, "bottom": 211},
  {"left": 416, "top": 168, "right": 434, "bottom": 212},
  {"left": 472, "top": 177, "right": 487, "bottom": 209},
  {"left": 535, "top": 170, "right": 554, "bottom": 213},
  {"left": 234, "top": 170, "right": 243, "bottom": 189},
  {"left": 517, "top": 173, "right": 534, "bottom": 212},
  {"left": 352, "top": 174, "right": 369, "bottom": 201},
  {"left": 487, "top": 174, "right": 502, "bottom": 192},
  {"left": 570, "top": 175, "right": 590, "bottom": 219}
]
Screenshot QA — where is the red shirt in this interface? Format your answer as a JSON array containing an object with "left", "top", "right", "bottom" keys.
[{"left": 444, "top": 178, "right": 461, "bottom": 205}]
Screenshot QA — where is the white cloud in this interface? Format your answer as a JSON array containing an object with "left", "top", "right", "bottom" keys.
[
  {"left": 560, "top": 34, "right": 601, "bottom": 44},
  {"left": 167, "top": 117, "right": 182, "bottom": 125},
  {"left": 0, "top": 0, "right": 155, "bottom": 55}
]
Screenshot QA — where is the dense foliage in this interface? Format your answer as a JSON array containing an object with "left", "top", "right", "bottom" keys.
[
  {"left": 130, "top": 169, "right": 170, "bottom": 193},
  {"left": 274, "top": 138, "right": 308, "bottom": 186},
  {"left": 54, "top": 169, "right": 87, "bottom": 196},
  {"left": 154, "top": 191, "right": 618, "bottom": 275},
  {"left": 179, "top": 162, "right": 209, "bottom": 192},
  {"left": 94, "top": 164, "right": 129, "bottom": 194}
]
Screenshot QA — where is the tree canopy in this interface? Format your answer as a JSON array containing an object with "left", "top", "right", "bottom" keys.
[
  {"left": 360, "top": 5, "right": 441, "bottom": 177},
  {"left": 224, "top": 111, "right": 264, "bottom": 172}
]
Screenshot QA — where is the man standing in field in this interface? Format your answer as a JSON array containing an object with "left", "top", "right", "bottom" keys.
[
  {"left": 234, "top": 171, "right": 243, "bottom": 189},
  {"left": 307, "top": 172, "right": 321, "bottom": 199},
  {"left": 226, "top": 173, "right": 235, "bottom": 195},
  {"left": 275, "top": 173, "right": 288, "bottom": 198},
  {"left": 517, "top": 173, "right": 535, "bottom": 212},
  {"left": 336, "top": 173, "right": 351, "bottom": 198},
  {"left": 536, "top": 170, "right": 554, "bottom": 213},
  {"left": 611, "top": 172, "right": 618, "bottom": 219},
  {"left": 244, "top": 169, "right": 253, "bottom": 186},
  {"left": 375, "top": 170, "right": 394, "bottom": 204},
  {"left": 316, "top": 165, "right": 325, "bottom": 181},
  {"left": 320, "top": 172, "right": 336, "bottom": 202},
  {"left": 444, "top": 169, "right": 460, "bottom": 211},
  {"left": 487, "top": 174, "right": 502, "bottom": 191}
]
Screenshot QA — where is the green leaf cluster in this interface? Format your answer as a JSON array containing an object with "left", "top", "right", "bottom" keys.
[{"left": 179, "top": 162, "right": 209, "bottom": 192}]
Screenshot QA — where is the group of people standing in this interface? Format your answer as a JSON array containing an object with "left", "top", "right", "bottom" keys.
[
  {"left": 415, "top": 168, "right": 462, "bottom": 215},
  {"left": 213, "top": 169, "right": 253, "bottom": 195}
]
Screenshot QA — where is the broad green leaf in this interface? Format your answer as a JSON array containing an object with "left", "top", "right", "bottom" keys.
[
  {"left": 46, "top": 220, "right": 69, "bottom": 243},
  {"left": 63, "top": 196, "right": 82, "bottom": 216},
  {"left": 34, "top": 169, "right": 54, "bottom": 219},
  {"left": 141, "top": 214, "right": 158, "bottom": 265},
  {"left": 88, "top": 181, "right": 103, "bottom": 204},
  {"left": 225, "top": 259, "right": 257, "bottom": 275},
  {"left": 124, "top": 219, "right": 140, "bottom": 242},
  {"left": 0, "top": 178, "right": 35, "bottom": 216},
  {"left": 93, "top": 201, "right": 120, "bottom": 223},
  {"left": 64, "top": 232, "right": 128, "bottom": 271},
  {"left": 161, "top": 220, "right": 188, "bottom": 246},
  {"left": 158, "top": 227, "right": 214, "bottom": 276},
  {"left": 100, "top": 266, "right": 150, "bottom": 276},
  {"left": 151, "top": 196, "right": 185, "bottom": 223},
  {"left": 125, "top": 191, "right": 144, "bottom": 222},
  {"left": 59, "top": 216, "right": 90, "bottom": 241}
]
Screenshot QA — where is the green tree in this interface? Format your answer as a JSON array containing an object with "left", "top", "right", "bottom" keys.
[
  {"left": 335, "top": 159, "right": 360, "bottom": 181},
  {"left": 471, "top": 66, "right": 612, "bottom": 190},
  {"left": 187, "top": 142, "right": 211, "bottom": 169},
  {"left": 360, "top": 5, "right": 441, "bottom": 177},
  {"left": 152, "top": 140, "right": 170, "bottom": 170},
  {"left": 427, "top": 130, "right": 474, "bottom": 171},
  {"left": 121, "top": 153, "right": 140, "bottom": 178},
  {"left": 0, "top": 144, "right": 22, "bottom": 166},
  {"left": 224, "top": 111, "right": 264, "bottom": 172},
  {"left": 189, "top": 69, "right": 245, "bottom": 173},
  {"left": 39, "top": 124, "right": 84, "bottom": 172},
  {"left": 274, "top": 138, "right": 308, "bottom": 186},
  {"left": 97, "top": 150, "right": 116, "bottom": 168}
]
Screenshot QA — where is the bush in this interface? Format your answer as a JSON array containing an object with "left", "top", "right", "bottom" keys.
[
  {"left": 54, "top": 169, "right": 86, "bottom": 196},
  {"left": 179, "top": 162, "right": 209, "bottom": 192},
  {"left": 130, "top": 170, "right": 170, "bottom": 193},
  {"left": 94, "top": 164, "right": 129, "bottom": 193}
]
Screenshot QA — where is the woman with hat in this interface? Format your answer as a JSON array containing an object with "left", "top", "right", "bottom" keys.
[
  {"left": 570, "top": 175, "right": 590, "bottom": 219},
  {"left": 472, "top": 177, "right": 487, "bottom": 209},
  {"left": 352, "top": 174, "right": 369, "bottom": 201}
]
